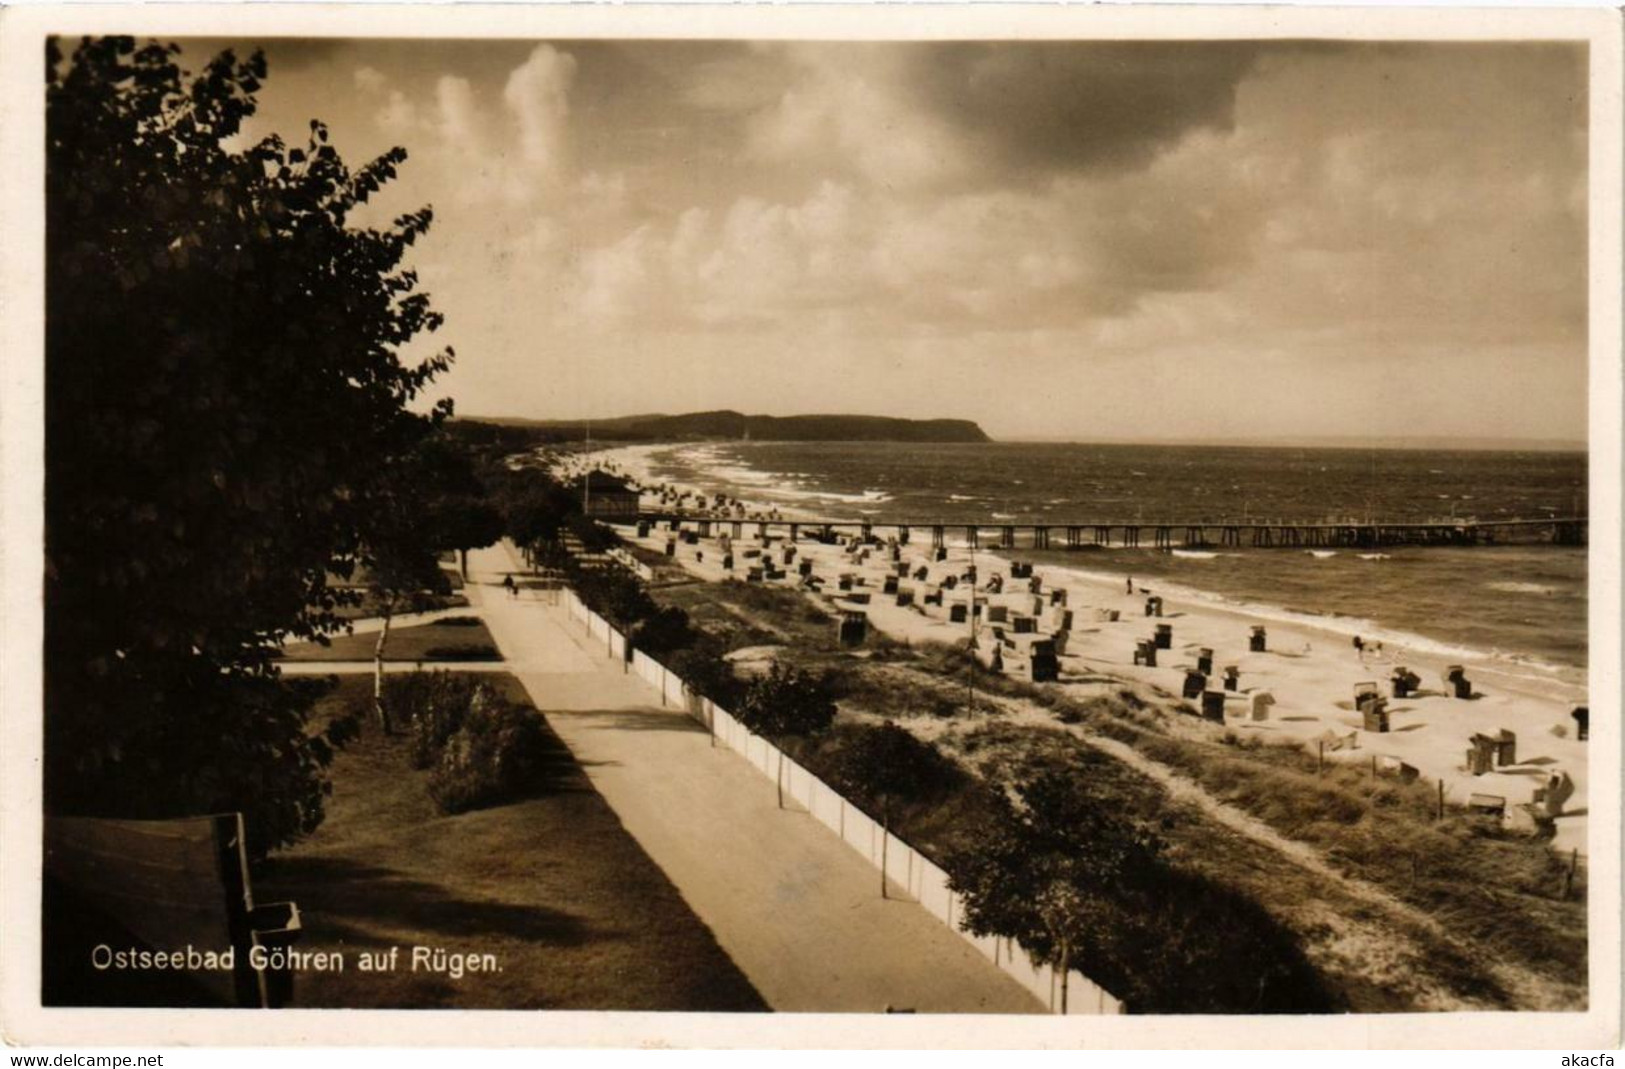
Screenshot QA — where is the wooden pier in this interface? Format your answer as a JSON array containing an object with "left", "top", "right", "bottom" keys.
[{"left": 631, "top": 514, "right": 1588, "bottom": 550}]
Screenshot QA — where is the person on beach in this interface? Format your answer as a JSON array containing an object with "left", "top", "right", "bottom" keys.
[
  {"left": 1126, "top": 577, "right": 1134, "bottom": 595},
  {"left": 502, "top": 574, "right": 516, "bottom": 598},
  {"left": 1353, "top": 634, "right": 1365, "bottom": 660}
]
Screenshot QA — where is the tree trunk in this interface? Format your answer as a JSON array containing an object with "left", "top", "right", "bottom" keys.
[
  {"left": 373, "top": 606, "right": 395, "bottom": 735},
  {"left": 459, "top": 547, "right": 468, "bottom": 579}
]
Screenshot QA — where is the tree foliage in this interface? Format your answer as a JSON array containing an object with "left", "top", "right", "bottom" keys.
[
  {"left": 45, "top": 37, "right": 452, "bottom": 856},
  {"left": 948, "top": 768, "right": 1336, "bottom": 1012},
  {"left": 823, "top": 721, "right": 962, "bottom": 821},
  {"left": 734, "top": 662, "right": 837, "bottom": 739},
  {"left": 950, "top": 771, "right": 1162, "bottom": 954},
  {"left": 572, "top": 566, "right": 656, "bottom": 631},
  {"left": 478, "top": 464, "right": 581, "bottom": 551},
  {"left": 631, "top": 605, "right": 698, "bottom": 657}
]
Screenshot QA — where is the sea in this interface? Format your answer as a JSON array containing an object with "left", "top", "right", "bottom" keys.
[{"left": 616, "top": 441, "right": 1590, "bottom": 686}]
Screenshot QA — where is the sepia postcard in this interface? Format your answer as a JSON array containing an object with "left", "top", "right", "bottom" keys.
[{"left": 0, "top": 2, "right": 1620, "bottom": 1052}]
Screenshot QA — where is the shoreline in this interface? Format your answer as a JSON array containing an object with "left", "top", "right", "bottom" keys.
[
  {"left": 553, "top": 442, "right": 1591, "bottom": 858},
  {"left": 560, "top": 442, "right": 1589, "bottom": 686}
]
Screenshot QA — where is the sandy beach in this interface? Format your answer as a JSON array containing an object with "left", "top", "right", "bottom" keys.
[{"left": 558, "top": 444, "right": 1590, "bottom": 858}]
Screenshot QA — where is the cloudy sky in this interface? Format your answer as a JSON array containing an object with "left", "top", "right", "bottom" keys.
[{"left": 213, "top": 37, "right": 1586, "bottom": 441}]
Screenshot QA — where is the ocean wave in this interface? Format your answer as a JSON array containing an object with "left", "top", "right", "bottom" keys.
[
  {"left": 800, "top": 488, "right": 893, "bottom": 504},
  {"left": 1485, "top": 581, "right": 1560, "bottom": 596},
  {"left": 1306, "top": 550, "right": 1337, "bottom": 559},
  {"left": 1357, "top": 553, "right": 1392, "bottom": 560},
  {"left": 981, "top": 552, "right": 1583, "bottom": 685},
  {"left": 1171, "top": 549, "right": 1218, "bottom": 559}
]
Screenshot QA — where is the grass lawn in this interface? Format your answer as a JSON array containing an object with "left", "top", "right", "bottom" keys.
[
  {"left": 281, "top": 618, "right": 503, "bottom": 662},
  {"left": 256, "top": 674, "right": 766, "bottom": 1011}
]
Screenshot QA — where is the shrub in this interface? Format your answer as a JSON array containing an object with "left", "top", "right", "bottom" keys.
[
  {"left": 567, "top": 513, "right": 619, "bottom": 552},
  {"left": 633, "top": 605, "right": 697, "bottom": 657},
  {"left": 667, "top": 641, "right": 740, "bottom": 707},
  {"left": 422, "top": 644, "right": 502, "bottom": 661},
  {"left": 574, "top": 566, "right": 656, "bottom": 630},
  {"left": 436, "top": 615, "right": 484, "bottom": 627},
  {"left": 382, "top": 672, "right": 493, "bottom": 769},
  {"left": 426, "top": 698, "right": 550, "bottom": 814},
  {"left": 735, "top": 661, "right": 837, "bottom": 739},
  {"left": 823, "top": 721, "right": 963, "bottom": 822}
]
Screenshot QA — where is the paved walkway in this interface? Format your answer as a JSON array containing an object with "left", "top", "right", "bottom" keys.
[{"left": 463, "top": 541, "right": 1043, "bottom": 1014}]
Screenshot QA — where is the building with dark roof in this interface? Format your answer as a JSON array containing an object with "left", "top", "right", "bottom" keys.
[{"left": 575, "top": 470, "right": 641, "bottom": 518}]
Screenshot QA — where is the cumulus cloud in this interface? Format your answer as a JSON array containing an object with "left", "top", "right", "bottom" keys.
[
  {"left": 374, "top": 89, "right": 417, "bottom": 138},
  {"left": 433, "top": 75, "right": 483, "bottom": 156},
  {"left": 354, "top": 65, "right": 387, "bottom": 94},
  {"left": 742, "top": 42, "right": 1259, "bottom": 192},
  {"left": 257, "top": 37, "right": 1585, "bottom": 436},
  {"left": 504, "top": 44, "right": 578, "bottom": 176},
  {"left": 746, "top": 49, "right": 972, "bottom": 191}
]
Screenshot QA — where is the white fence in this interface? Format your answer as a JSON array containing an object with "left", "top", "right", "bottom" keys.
[
  {"left": 607, "top": 547, "right": 656, "bottom": 582},
  {"left": 564, "top": 589, "right": 1124, "bottom": 1015}
]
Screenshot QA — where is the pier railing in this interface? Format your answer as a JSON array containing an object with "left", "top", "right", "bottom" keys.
[{"left": 626, "top": 513, "right": 1588, "bottom": 550}]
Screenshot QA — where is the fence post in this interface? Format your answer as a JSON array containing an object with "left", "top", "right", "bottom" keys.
[{"left": 880, "top": 817, "right": 889, "bottom": 900}]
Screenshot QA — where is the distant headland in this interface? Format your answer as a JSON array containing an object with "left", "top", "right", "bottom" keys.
[{"left": 456, "top": 410, "right": 992, "bottom": 444}]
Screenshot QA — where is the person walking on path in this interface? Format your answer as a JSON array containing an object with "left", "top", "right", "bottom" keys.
[{"left": 503, "top": 574, "right": 517, "bottom": 599}]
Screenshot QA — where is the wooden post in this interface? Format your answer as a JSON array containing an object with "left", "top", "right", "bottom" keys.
[
  {"left": 1564, "top": 848, "right": 1579, "bottom": 899},
  {"left": 1371, "top": 754, "right": 1377, "bottom": 782},
  {"left": 1317, "top": 741, "right": 1324, "bottom": 775},
  {"left": 776, "top": 750, "right": 784, "bottom": 810},
  {"left": 1437, "top": 778, "right": 1445, "bottom": 821}
]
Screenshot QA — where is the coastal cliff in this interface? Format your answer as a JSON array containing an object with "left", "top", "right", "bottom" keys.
[{"left": 459, "top": 410, "right": 992, "bottom": 444}]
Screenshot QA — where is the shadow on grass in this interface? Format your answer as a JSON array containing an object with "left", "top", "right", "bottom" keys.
[{"left": 261, "top": 856, "right": 593, "bottom": 947}]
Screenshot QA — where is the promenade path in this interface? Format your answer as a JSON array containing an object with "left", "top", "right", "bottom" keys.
[{"left": 463, "top": 541, "right": 1043, "bottom": 1014}]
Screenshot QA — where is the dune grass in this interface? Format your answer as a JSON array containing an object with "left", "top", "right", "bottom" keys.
[
  {"left": 256, "top": 674, "right": 766, "bottom": 1011},
  {"left": 656, "top": 570, "right": 1587, "bottom": 1010}
]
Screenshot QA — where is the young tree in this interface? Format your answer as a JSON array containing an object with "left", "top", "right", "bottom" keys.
[
  {"left": 948, "top": 771, "right": 1162, "bottom": 1013},
  {"left": 734, "top": 661, "right": 837, "bottom": 803},
  {"left": 45, "top": 38, "right": 452, "bottom": 856},
  {"left": 356, "top": 433, "right": 505, "bottom": 731},
  {"left": 825, "top": 721, "right": 962, "bottom": 898}
]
